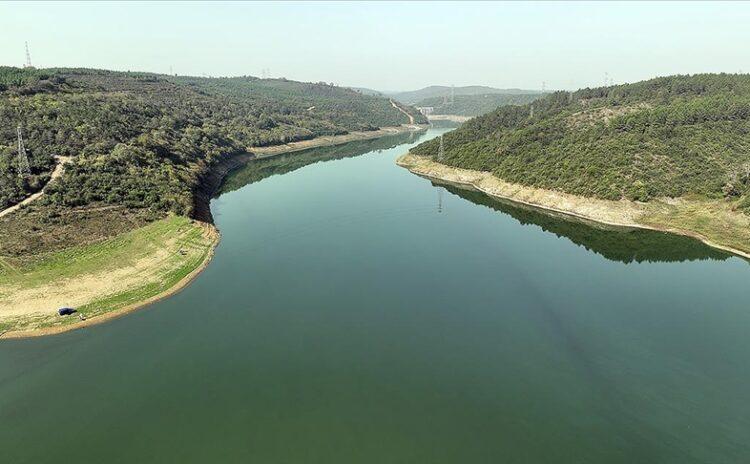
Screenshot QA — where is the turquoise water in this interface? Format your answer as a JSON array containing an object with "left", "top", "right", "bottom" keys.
[{"left": 1, "top": 128, "right": 749, "bottom": 463}]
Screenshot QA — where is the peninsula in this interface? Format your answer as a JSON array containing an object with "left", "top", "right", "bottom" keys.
[{"left": 399, "top": 74, "right": 750, "bottom": 258}]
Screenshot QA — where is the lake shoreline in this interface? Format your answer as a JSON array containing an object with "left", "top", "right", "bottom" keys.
[
  {"left": 193, "top": 124, "right": 428, "bottom": 223},
  {"left": 397, "top": 153, "right": 750, "bottom": 261},
  {"left": 250, "top": 124, "right": 429, "bottom": 158},
  {"left": 1, "top": 125, "right": 428, "bottom": 340}
]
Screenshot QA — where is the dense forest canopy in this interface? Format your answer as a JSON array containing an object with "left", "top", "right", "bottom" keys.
[
  {"left": 0, "top": 67, "right": 426, "bottom": 213},
  {"left": 411, "top": 74, "right": 750, "bottom": 212},
  {"left": 415, "top": 93, "right": 543, "bottom": 117}
]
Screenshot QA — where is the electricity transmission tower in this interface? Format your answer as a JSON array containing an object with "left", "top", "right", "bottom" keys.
[
  {"left": 24, "top": 42, "right": 32, "bottom": 68},
  {"left": 16, "top": 125, "right": 31, "bottom": 176}
]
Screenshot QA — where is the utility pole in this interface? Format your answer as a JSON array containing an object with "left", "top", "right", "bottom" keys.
[
  {"left": 17, "top": 125, "right": 31, "bottom": 176},
  {"left": 450, "top": 84, "right": 455, "bottom": 104},
  {"left": 24, "top": 42, "right": 33, "bottom": 68}
]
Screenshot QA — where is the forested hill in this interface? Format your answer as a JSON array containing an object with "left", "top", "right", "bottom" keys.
[
  {"left": 0, "top": 67, "right": 426, "bottom": 213},
  {"left": 411, "top": 74, "right": 750, "bottom": 212},
  {"left": 415, "top": 93, "right": 542, "bottom": 117}
]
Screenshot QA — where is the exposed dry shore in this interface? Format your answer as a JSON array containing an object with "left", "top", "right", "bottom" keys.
[
  {"left": 250, "top": 124, "right": 427, "bottom": 158},
  {"left": 397, "top": 153, "right": 750, "bottom": 260},
  {"left": 1, "top": 125, "right": 427, "bottom": 339}
]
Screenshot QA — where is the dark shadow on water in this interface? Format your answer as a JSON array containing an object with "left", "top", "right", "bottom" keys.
[
  {"left": 442, "top": 185, "right": 732, "bottom": 264},
  {"left": 217, "top": 130, "right": 424, "bottom": 196}
]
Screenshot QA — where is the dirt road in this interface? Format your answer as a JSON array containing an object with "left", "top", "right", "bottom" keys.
[
  {"left": 390, "top": 99, "right": 416, "bottom": 125},
  {"left": 0, "top": 156, "right": 71, "bottom": 219}
]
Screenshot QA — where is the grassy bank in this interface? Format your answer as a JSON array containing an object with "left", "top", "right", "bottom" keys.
[
  {"left": 0, "top": 216, "right": 217, "bottom": 337},
  {"left": 398, "top": 153, "right": 750, "bottom": 260}
]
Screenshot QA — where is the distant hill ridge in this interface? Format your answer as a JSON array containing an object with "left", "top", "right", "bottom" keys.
[
  {"left": 414, "top": 93, "right": 543, "bottom": 117},
  {"left": 391, "top": 85, "right": 542, "bottom": 105}
]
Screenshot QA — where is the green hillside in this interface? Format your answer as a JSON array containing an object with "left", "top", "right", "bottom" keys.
[
  {"left": 411, "top": 74, "right": 750, "bottom": 212},
  {"left": 415, "top": 93, "right": 543, "bottom": 117},
  {"left": 0, "top": 67, "right": 426, "bottom": 213}
]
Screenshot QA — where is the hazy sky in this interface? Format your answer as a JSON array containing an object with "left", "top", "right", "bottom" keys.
[{"left": 3, "top": 1, "right": 749, "bottom": 91}]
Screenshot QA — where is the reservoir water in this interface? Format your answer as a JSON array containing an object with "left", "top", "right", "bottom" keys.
[{"left": 2, "top": 128, "right": 749, "bottom": 463}]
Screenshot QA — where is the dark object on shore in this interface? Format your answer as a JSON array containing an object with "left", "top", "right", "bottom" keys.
[{"left": 58, "top": 307, "right": 76, "bottom": 316}]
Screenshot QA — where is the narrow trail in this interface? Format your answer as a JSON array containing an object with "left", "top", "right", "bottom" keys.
[
  {"left": 0, "top": 156, "right": 71, "bottom": 219},
  {"left": 390, "top": 99, "right": 416, "bottom": 126}
]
